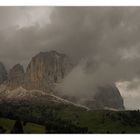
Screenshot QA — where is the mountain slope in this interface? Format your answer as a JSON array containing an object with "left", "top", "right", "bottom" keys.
[{"left": 0, "top": 85, "right": 89, "bottom": 110}]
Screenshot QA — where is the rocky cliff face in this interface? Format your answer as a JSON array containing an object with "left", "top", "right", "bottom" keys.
[
  {"left": 0, "top": 51, "right": 125, "bottom": 110},
  {"left": 0, "top": 62, "right": 7, "bottom": 84},
  {"left": 25, "top": 50, "right": 73, "bottom": 91},
  {"left": 83, "top": 85, "right": 124, "bottom": 110},
  {"left": 7, "top": 64, "right": 24, "bottom": 89}
]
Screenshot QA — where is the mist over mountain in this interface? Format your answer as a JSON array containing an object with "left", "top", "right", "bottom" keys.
[
  {"left": 1, "top": 7, "right": 140, "bottom": 134},
  {"left": 0, "top": 7, "right": 140, "bottom": 109},
  {"left": 0, "top": 50, "right": 124, "bottom": 110}
]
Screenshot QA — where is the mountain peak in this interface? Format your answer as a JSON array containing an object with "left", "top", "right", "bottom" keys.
[
  {"left": 0, "top": 51, "right": 125, "bottom": 110},
  {"left": 37, "top": 50, "right": 66, "bottom": 58},
  {"left": 25, "top": 50, "right": 73, "bottom": 91},
  {"left": 7, "top": 64, "right": 24, "bottom": 89},
  {"left": 0, "top": 62, "right": 7, "bottom": 84},
  {"left": 11, "top": 64, "right": 24, "bottom": 73}
]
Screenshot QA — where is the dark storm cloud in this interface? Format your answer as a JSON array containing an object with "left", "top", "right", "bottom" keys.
[
  {"left": 47, "top": 7, "right": 140, "bottom": 97},
  {"left": 1, "top": 7, "right": 140, "bottom": 102},
  {"left": 0, "top": 7, "right": 52, "bottom": 69}
]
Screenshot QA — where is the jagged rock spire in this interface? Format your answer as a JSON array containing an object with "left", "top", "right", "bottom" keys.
[
  {"left": 0, "top": 62, "right": 7, "bottom": 84},
  {"left": 7, "top": 64, "right": 24, "bottom": 89}
]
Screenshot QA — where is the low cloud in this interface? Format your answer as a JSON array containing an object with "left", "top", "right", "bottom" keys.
[{"left": 0, "top": 7, "right": 140, "bottom": 108}]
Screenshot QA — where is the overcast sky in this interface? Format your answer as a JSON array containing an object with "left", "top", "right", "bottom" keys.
[{"left": 1, "top": 7, "right": 140, "bottom": 109}]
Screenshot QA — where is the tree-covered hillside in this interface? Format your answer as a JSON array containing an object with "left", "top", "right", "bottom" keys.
[{"left": 0, "top": 100, "right": 140, "bottom": 133}]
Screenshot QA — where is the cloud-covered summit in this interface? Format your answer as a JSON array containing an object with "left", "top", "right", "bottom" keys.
[{"left": 1, "top": 7, "right": 140, "bottom": 109}]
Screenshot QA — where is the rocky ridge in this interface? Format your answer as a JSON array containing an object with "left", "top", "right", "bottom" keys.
[{"left": 0, "top": 50, "right": 125, "bottom": 110}]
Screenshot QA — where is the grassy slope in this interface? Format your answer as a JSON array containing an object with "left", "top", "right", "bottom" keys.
[
  {"left": 0, "top": 118, "right": 15, "bottom": 133},
  {"left": 1, "top": 104, "right": 140, "bottom": 133},
  {"left": 23, "top": 123, "right": 45, "bottom": 133},
  {"left": 57, "top": 106, "right": 140, "bottom": 133},
  {"left": 0, "top": 118, "right": 45, "bottom": 133}
]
